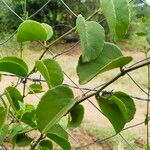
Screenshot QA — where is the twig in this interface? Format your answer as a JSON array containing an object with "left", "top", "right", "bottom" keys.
[
  {"left": 31, "top": 134, "right": 44, "bottom": 150},
  {"left": 77, "top": 60, "right": 150, "bottom": 104}
]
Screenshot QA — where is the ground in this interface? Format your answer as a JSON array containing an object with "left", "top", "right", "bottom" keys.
[{"left": 0, "top": 42, "right": 149, "bottom": 149}]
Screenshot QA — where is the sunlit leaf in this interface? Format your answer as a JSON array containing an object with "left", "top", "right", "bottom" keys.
[
  {"left": 5, "top": 86, "right": 22, "bottom": 111},
  {"left": 77, "top": 42, "right": 133, "bottom": 84},
  {"left": 76, "top": 15, "right": 105, "bottom": 62},
  {"left": 0, "top": 56, "right": 28, "bottom": 77},
  {"left": 42, "top": 23, "right": 53, "bottom": 40},
  {"left": 36, "top": 59, "right": 64, "bottom": 88},
  {"left": 36, "top": 85, "right": 78, "bottom": 133},
  {"left": 17, "top": 20, "right": 48, "bottom": 42}
]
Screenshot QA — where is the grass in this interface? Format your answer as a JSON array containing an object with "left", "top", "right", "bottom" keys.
[{"left": 78, "top": 122, "right": 146, "bottom": 150}]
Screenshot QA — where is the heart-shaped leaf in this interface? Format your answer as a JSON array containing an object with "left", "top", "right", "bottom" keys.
[
  {"left": 68, "top": 104, "right": 84, "bottom": 128},
  {"left": 76, "top": 15, "right": 105, "bottom": 63},
  {"left": 0, "top": 106, "right": 7, "bottom": 131},
  {"left": 100, "top": 0, "right": 130, "bottom": 40},
  {"left": 0, "top": 56, "right": 28, "bottom": 77},
  {"left": 36, "top": 85, "right": 78, "bottom": 133},
  {"left": 36, "top": 59, "right": 64, "bottom": 88},
  {"left": 77, "top": 42, "right": 133, "bottom": 84},
  {"left": 96, "top": 96, "right": 127, "bottom": 133},
  {"left": 5, "top": 86, "right": 22, "bottom": 111},
  {"left": 17, "top": 20, "right": 48, "bottom": 42}
]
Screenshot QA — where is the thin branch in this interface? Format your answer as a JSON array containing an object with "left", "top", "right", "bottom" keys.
[
  {"left": 119, "top": 133, "right": 135, "bottom": 150},
  {"left": 31, "top": 134, "right": 44, "bottom": 150},
  {"left": 77, "top": 60, "right": 150, "bottom": 104}
]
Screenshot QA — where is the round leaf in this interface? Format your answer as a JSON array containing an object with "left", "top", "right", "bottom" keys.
[{"left": 17, "top": 20, "right": 47, "bottom": 42}]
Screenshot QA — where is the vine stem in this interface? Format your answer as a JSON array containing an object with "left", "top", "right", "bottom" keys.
[
  {"left": 77, "top": 59, "right": 150, "bottom": 104},
  {"left": 30, "top": 134, "right": 44, "bottom": 150},
  {"left": 146, "top": 52, "right": 150, "bottom": 150}
]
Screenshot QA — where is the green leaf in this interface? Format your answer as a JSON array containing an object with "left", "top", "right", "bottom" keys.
[
  {"left": 0, "top": 106, "right": 7, "bottom": 131},
  {"left": 15, "top": 134, "right": 32, "bottom": 147},
  {"left": 77, "top": 42, "right": 133, "bottom": 84},
  {"left": 96, "top": 96, "right": 127, "bottom": 133},
  {"left": 36, "top": 85, "right": 78, "bottom": 133},
  {"left": 0, "top": 125, "right": 9, "bottom": 144},
  {"left": 36, "top": 59, "right": 64, "bottom": 88},
  {"left": 0, "top": 56, "right": 28, "bottom": 77},
  {"left": 100, "top": 0, "right": 130, "bottom": 40},
  {"left": 47, "top": 124, "right": 71, "bottom": 150},
  {"left": 5, "top": 86, "right": 22, "bottom": 111},
  {"left": 112, "top": 92, "right": 136, "bottom": 122},
  {"left": 41, "top": 23, "right": 53, "bottom": 41},
  {"left": 47, "top": 134, "right": 71, "bottom": 150},
  {"left": 28, "top": 83, "right": 43, "bottom": 94},
  {"left": 39, "top": 140, "right": 53, "bottom": 150},
  {"left": 17, "top": 20, "right": 48, "bottom": 42},
  {"left": 11, "top": 124, "right": 32, "bottom": 147},
  {"left": 47, "top": 124, "right": 68, "bottom": 139},
  {"left": 21, "top": 109, "right": 37, "bottom": 128},
  {"left": 76, "top": 15, "right": 105, "bottom": 62},
  {"left": 68, "top": 104, "right": 84, "bottom": 128}
]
